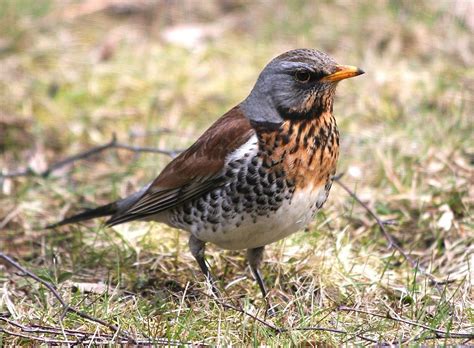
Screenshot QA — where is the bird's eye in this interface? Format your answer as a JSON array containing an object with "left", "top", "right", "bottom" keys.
[{"left": 294, "top": 70, "right": 311, "bottom": 83}]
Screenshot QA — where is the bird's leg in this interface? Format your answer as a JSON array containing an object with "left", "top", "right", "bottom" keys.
[
  {"left": 188, "top": 234, "right": 219, "bottom": 297},
  {"left": 247, "top": 246, "right": 276, "bottom": 315}
]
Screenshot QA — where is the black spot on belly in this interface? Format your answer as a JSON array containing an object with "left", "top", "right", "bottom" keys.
[
  {"left": 229, "top": 161, "right": 240, "bottom": 169},
  {"left": 244, "top": 193, "right": 254, "bottom": 202},
  {"left": 222, "top": 202, "right": 232, "bottom": 212},
  {"left": 268, "top": 172, "right": 276, "bottom": 184},
  {"left": 286, "top": 178, "right": 295, "bottom": 187},
  {"left": 237, "top": 184, "right": 251, "bottom": 194},
  {"left": 247, "top": 173, "right": 258, "bottom": 185},
  {"left": 263, "top": 187, "right": 274, "bottom": 196},
  {"left": 244, "top": 201, "right": 254, "bottom": 209},
  {"left": 196, "top": 200, "right": 207, "bottom": 212},
  {"left": 238, "top": 170, "right": 246, "bottom": 182},
  {"left": 207, "top": 215, "right": 220, "bottom": 224},
  {"left": 183, "top": 203, "right": 192, "bottom": 215},
  {"left": 276, "top": 178, "right": 285, "bottom": 190},
  {"left": 253, "top": 185, "right": 263, "bottom": 195}
]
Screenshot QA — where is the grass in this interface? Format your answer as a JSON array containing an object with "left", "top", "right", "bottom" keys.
[{"left": 0, "top": 0, "right": 472, "bottom": 345}]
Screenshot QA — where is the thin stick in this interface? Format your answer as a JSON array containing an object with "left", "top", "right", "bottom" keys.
[
  {"left": 338, "top": 306, "right": 473, "bottom": 339},
  {"left": 0, "top": 320, "right": 193, "bottom": 346},
  {"left": 2, "top": 142, "right": 463, "bottom": 344},
  {"left": 0, "top": 327, "right": 184, "bottom": 346},
  {"left": 0, "top": 253, "right": 135, "bottom": 343},
  {"left": 2, "top": 143, "right": 436, "bottom": 285},
  {"left": 0, "top": 316, "right": 93, "bottom": 337},
  {"left": 333, "top": 174, "right": 440, "bottom": 285},
  {"left": 195, "top": 289, "right": 378, "bottom": 344},
  {"left": 0, "top": 328, "right": 77, "bottom": 345},
  {"left": 1, "top": 134, "right": 180, "bottom": 179}
]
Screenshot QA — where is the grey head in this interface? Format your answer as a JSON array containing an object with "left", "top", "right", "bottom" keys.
[{"left": 241, "top": 48, "right": 364, "bottom": 128}]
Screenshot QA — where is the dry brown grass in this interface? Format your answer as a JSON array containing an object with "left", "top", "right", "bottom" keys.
[{"left": 0, "top": 0, "right": 472, "bottom": 345}]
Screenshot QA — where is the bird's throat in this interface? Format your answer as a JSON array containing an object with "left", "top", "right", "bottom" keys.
[{"left": 257, "top": 111, "right": 339, "bottom": 189}]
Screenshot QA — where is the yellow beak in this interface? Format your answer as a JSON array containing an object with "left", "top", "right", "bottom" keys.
[{"left": 320, "top": 65, "right": 365, "bottom": 82}]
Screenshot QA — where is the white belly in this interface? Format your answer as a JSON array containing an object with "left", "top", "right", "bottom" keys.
[{"left": 192, "top": 184, "right": 329, "bottom": 250}]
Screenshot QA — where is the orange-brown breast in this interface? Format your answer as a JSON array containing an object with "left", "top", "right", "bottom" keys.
[{"left": 258, "top": 112, "right": 339, "bottom": 190}]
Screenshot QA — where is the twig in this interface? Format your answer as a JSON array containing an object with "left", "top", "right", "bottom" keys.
[
  {"left": 211, "top": 291, "right": 471, "bottom": 343},
  {"left": 280, "top": 326, "right": 379, "bottom": 343},
  {"left": 339, "top": 306, "right": 473, "bottom": 340},
  {"left": 113, "top": 142, "right": 180, "bottom": 156},
  {"left": 2, "top": 141, "right": 465, "bottom": 344},
  {"left": 0, "top": 253, "right": 136, "bottom": 343},
  {"left": 0, "top": 328, "right": 77, "bottom": 345},
  {"left": 333, "top": 174, "right": 440, "bottom": 285},
  {"left": 195, "top": 289, "right": 378, "bottom": 344},
  {"left": 2, "top": 143, "right": 436, "bottom": 285},
  {"left": 0, "top": 258, "right": 197, "bottom": 345},
  {"left": 1, "top": 316, "right": 92, "bottom": 337},
  {"left": 0, "top": 317, "right": 192, "bottom": 345},
  {"left": 0, "top": 327, "right": 183, "bottom": 346},
  {"left": 1, "top": 134, "right": 180, "bottom": 179}
]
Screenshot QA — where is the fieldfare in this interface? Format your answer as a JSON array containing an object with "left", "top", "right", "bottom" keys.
[{"left": 50, "top": 49, "right": 364, "bottom": 302}]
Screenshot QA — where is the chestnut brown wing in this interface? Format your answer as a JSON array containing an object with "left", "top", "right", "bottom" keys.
[{"left": 106, "top": 106, "right": 254, "bottom": 226}]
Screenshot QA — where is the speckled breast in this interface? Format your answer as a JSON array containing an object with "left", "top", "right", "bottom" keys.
[{"left": 167, "top": 114, "right": 339, "bottom": 250}]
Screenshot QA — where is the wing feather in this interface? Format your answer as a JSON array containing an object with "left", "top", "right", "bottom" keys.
[{"left": 106, "top": 106, "right": 254, "bottom": 226}]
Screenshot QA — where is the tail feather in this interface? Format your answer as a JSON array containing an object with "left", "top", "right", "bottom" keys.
[
  {"left": 47, "top": 183, "right": 152, "bottom": 229},
  {"left": 46, "top": 202, "right": 118, "bottom": 229}
]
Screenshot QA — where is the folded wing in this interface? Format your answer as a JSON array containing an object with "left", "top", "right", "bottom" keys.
[{"left": 106, "top": 106, "right": 255, "bottom": 226}]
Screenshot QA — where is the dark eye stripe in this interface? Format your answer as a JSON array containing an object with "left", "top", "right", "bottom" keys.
[{"left": 294, "top": 69, "right": 326, "bottom": 83}]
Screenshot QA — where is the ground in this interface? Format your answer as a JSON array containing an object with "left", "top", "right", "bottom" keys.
[{"left": 0, "top": 0, "right": 473, "bottom": 345}]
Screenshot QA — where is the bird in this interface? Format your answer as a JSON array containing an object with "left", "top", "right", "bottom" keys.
[{"left": 49, "top": 48, "right": 364, "bottom": 303}]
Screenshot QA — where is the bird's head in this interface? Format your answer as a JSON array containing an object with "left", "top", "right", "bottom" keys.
[{"left": 242, "top": 49, "right": 364, "bottom": 127}]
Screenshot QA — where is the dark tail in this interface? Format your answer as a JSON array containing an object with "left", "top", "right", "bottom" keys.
[
  {"left": 46, "top": 184, "right": 151, "bottom": 229},
  {"left": 46, "top": 202, "right": 118, "bottom": 229}
]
